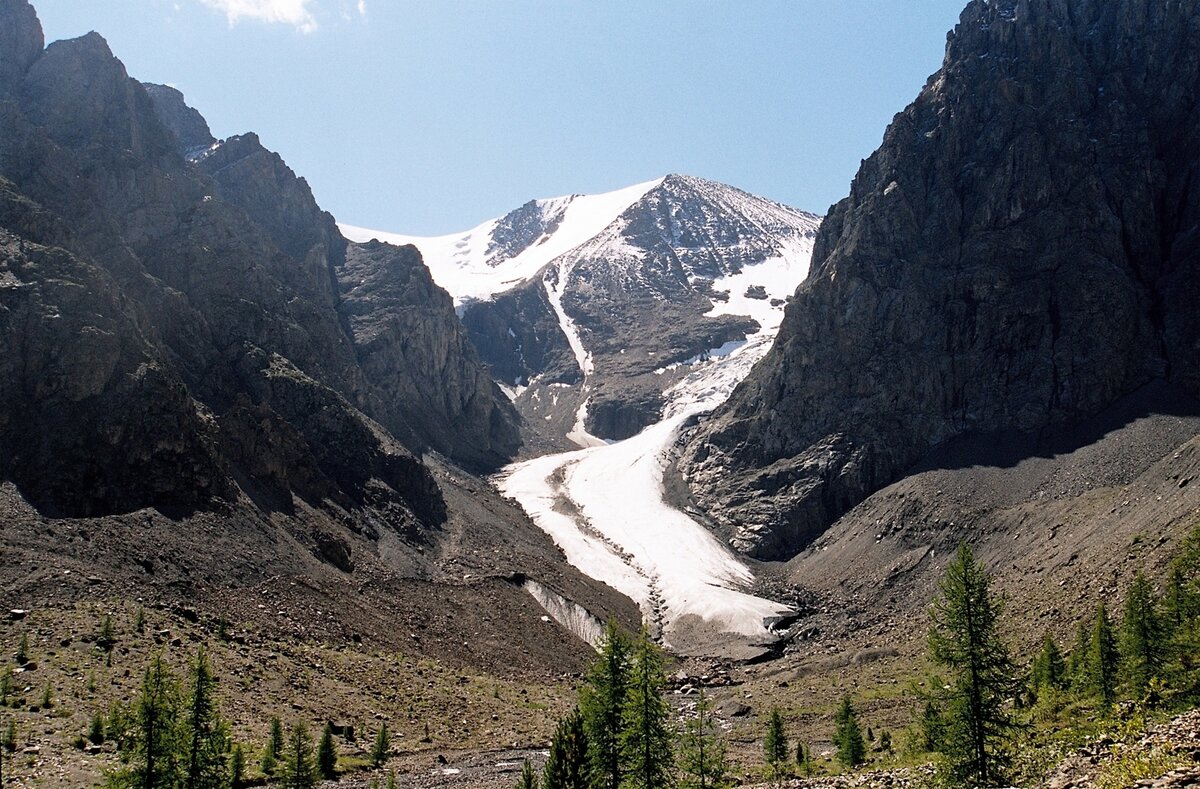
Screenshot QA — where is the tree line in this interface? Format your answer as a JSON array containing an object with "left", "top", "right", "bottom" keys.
[
  {"left": 7, "top": 520, "right": 1197, "bottom": 788},
  {"left": 520, "top": 624, "right": 687, "bottom": 789},
  {"left": 527, "top": 518, "right": 1200, "bottom": 789},
  {"left": 518, "top": 621, "right": 880, "bottom": 789},
  {"left": 921, "top": 520, "right": 1200, "bottom": 786},
  {"left": 99, "top": 646, "right": 390, "bottom": 788}
]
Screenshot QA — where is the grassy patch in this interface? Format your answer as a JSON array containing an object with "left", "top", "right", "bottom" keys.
[{"left": 1096, "top": 747, "right": 1187, "bottom": 789}]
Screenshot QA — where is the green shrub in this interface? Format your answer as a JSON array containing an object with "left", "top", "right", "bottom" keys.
[{"left": 88, "top": 713, "right": 106, "bottom": 744}]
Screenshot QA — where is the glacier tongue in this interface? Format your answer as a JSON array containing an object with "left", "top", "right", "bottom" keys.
[
  {"left": 347, "top": 175, "right": 821, "bottom": 655},
  {"left": 498, "top": 247, "right": 814, "bottom": 655}
]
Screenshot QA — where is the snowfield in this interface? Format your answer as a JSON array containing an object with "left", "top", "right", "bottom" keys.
[{"left": 340, "top": 178, "right": 661, "bottom": 306}]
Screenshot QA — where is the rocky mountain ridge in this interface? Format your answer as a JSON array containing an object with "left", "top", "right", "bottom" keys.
[
  {"left": 0, "top": 0, "right": 644, "bottom": 685},
  {"left": 0, "top": 1, "right": 519, "bottom": 530},
  {"left": 680, "top": 0, "right": 1200, "bottom": 561},
  {"left": 350, "top": 175, "right": 821, "bottom": 447}
]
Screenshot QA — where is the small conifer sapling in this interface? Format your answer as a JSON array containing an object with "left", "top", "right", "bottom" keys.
[
  {"left": 678, "top": 688, "right": 730, "bottom": 789},
  {"left": 763, "top": 708, "right": 789, "bottom": 784},
  {"left": 542, "top": 708, "right": 588, "bottom": 789},
  {"left": 371, "top": 722, "right": 390, "bottom": 768},
  {"left": 833, "top": 696, "right": 866, "bottom": 768},
  {"left": 515, "top": 758, "right": 538, "bottom": 789},
  {"left": 317, "top": 722, "right": 337, "bottom": 778},
  {"left": 230, "top": 743, "right": 245, "bottom": 789},
  {"left": 279, "top": 722, "right": 318, "bottom": 789}
]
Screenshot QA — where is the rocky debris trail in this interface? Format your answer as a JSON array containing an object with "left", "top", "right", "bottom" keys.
[
  {"left": 328, "top": 748, "right": 549, "bottom": 789},
  {"left": 1042, "top": 708, "right": 1200, "bottom": 789},
  {"left": 750, "top": 767, "right": 938, "bottom": 788}
]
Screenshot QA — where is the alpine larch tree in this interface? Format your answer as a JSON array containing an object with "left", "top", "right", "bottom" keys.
[
  {"left": 279, "top": 722, "right": 318, "bottom": 789},
  {"left": 515, "top": 758, "right": 539, "bottom": 789},
  {"left": 1163, "top": 524, "right": 1200, "bottom": 697},
  {"left": 1029, "top": 633, "right": 1066, "bottom": 699},
  {"left": 927, "top": 544, "right": 1018, "bottom": 787},
  {"left": 762, "top": 707, "right": 789, "bottom": 784},
  {"left": 182, "top": 646, "right": 229, "bottom": 789},
  {"left": 543, "top": 708, "right": 589, "bottom": 789},
  {"left": 317, "top": 722, "right": 337, "bottom": 779},
  {"left": 1086, "top": 602, "right": 1119, "bottom": 706},
  {"left": 580, "top": 620, "right": 632, "bottom": 789},
  {"left": 833, "top": 696, "right": 866, "bottom": 769},
  {"left": 106, "top": 653, "right": 184, "bottom": 789},
  {"left": 1120, "top": 570, "right": 1165, "bottom": 696},
  {"left": 619, "top": 626, "right": 673, "bottom": 789},
  {"left": 261, "top": 716, "right": 284, "bottom": 776}
]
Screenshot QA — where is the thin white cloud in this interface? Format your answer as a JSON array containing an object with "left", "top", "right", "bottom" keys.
[
  {"left": 357, "top": 0, "right": 366, "bottom": 16},
  {"left": 198, "top": 0, "right": 319, "bottom": 33}
]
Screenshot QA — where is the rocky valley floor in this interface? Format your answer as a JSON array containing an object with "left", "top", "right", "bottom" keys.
[{"left": 6, "top": 594, "right": 1200, "bottom": 788}]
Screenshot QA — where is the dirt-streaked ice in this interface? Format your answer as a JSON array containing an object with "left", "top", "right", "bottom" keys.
[
  {"left": 346, "top": 179, "right": 819, "bottom": 652},
  {"left": 499, "top": 242, "right": 815, "bottom": 651}
]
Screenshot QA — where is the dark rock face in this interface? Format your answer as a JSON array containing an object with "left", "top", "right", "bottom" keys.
[
  {"left": 485, "top": 197, "right": 569, "bottom": 267},
  {"left": 459, "top": 282, "right": 580, "bottom": 389},
  {"left": 197, "top": 133, "right": 346, "bottom": 267},
  {"left": 562, "top": 176, "right": 793, "bottom": 440},
  {"left": 0, "top": 4, "right": 514, "bottom": 526},
  {"left": 337, "top": 240, "right": 521, "bottom": 470},
  {"left": 681, "top": 0, "right": 1200, "bottom": 560},
  {"left": 21, "top": 32, "right": 175, "bottom": 159},
  {"left": 0, "top": 183, "right": 224, "bottom": 517},
  {"left": 141, "top": 82, "right": 214, "bottom": 155},
  {"left": 0, "top": 0, "right": 41, "bottom": 96}
]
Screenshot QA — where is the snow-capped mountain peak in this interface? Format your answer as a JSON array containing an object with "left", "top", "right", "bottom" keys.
[
  {"left": 346, "top": 176, "right": 823, "bottom": 655},
  {"left": 341, "top": 177, "right": 664, "bottom": 305}
]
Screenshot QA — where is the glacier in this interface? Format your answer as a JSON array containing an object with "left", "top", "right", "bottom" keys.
[{"left": 342, "top": 176, "right": 819, "bottom": 654}]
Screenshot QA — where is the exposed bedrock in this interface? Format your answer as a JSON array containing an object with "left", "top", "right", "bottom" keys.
[{"left": 680, "top": 0, "right": 1200, "bottom": 560}]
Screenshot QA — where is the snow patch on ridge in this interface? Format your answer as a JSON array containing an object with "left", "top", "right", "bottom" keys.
[
  {"left": 706, "top": 235, "right": 813, "bottom": 332},
  {"left": 340, "top": 178, "right": 663, "bottom": 305},
  {"left": 655, "top": 338, "right": 748, "bottom": 375}
]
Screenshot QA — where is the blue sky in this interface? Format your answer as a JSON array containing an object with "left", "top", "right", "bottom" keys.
[{"left": 31, "top": 1, "right": 967, "bottom": 234}]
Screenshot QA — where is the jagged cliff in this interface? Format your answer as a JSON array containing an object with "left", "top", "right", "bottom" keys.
[
  {"left": 0, "top": 0, "right": 518, "bottom": 528},
  {"left": 338, "top": 240, "right": 521, "bottom": 469},
  {"left": 0, "top": 1, "right": 639, "bottom": 687},
  {"left": 380, "top": 175, "right": 819, "bottom": 446},
  {"left": 680, "top": 0, "right": 1200, "bottom": 560}
]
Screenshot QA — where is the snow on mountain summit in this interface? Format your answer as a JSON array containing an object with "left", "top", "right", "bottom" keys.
[
  {"left": 340, "top": 178, "right": 664, "bottom": 305},
  {"left": 345, "top": 176, "right": 823, "bottom": 656},
  {"left": 339, "top": 174, "right": 819, "bottom": 309}
]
